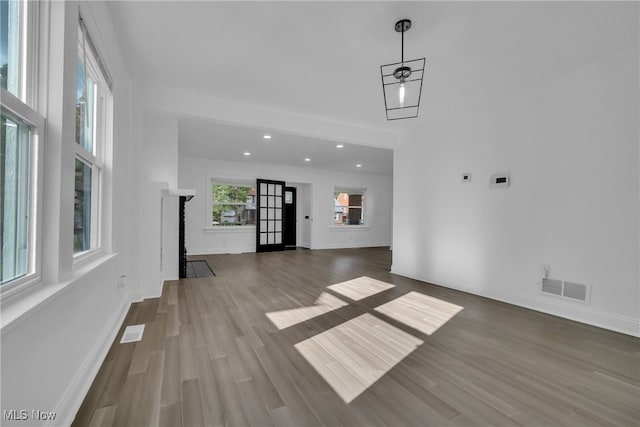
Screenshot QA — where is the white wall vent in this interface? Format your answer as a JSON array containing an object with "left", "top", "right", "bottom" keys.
[
  {"left": 541, "top": 278, "right": 590, "bottom": 303},
  {"left": 563, "top": 281, "right": 588, "bottom": 301},
  {"left": 541, "top": 278, "right": 562, "bottom": 296},
  {"left": 120, "top": 324, "right": 145, "bottom": 344}
]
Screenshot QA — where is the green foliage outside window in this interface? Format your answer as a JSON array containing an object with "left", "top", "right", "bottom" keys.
[{"left": 212, "top": 183, "right": 256, "bottom": 226}]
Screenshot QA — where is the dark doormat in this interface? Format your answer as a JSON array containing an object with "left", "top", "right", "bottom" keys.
[{"left": 186, "top": 260, "right": 216, "bottom": 278}]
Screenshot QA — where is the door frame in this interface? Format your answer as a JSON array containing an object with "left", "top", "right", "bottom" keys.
[{"left": 284, "top": 186, "right": 297, "bottom": 248}]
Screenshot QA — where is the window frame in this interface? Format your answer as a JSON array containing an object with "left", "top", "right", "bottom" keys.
[
  {"left": 333, "top": 187, "right": 366, "bottom": 227},
  {"left": 0, "top": 0, "right": 44, "bottom": 298},
  {"left": 1, "top": 0, "right": 40, "bottom": 107},
  {"left": 207, "top": 178, "right": 257, "bottom": 230},
  {"left": 72, "top": 17, "right": 111, "bottom": 262}
]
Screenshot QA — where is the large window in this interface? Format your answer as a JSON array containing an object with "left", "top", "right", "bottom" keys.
[
  {"left": 334, "top": 189, "right": 365, "bottom": 225},
  {"left": 1, "top": 110, "right": 31, "bottom": 284},
  {"left": 1, "top": 0, "right": 43, "bottom": 290},
  {"left": 1, "top": 0, "right": 38, "bottom": 106},
  {"left": 74, "top": 19, "right": 111, "bottom": 255},
  {"left": 0, "top": 0, "right": 20, "bottom": 95},
  {"left": 212, "top": 181, "right": 256, "bottom": 226}
]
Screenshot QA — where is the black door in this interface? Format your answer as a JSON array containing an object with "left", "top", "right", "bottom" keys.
[
  {"left": 284, "top": 187, "right": 296, "bottom": 248},
  {"left": 256, "top": 179, "right": 286, "bottom": 252}
]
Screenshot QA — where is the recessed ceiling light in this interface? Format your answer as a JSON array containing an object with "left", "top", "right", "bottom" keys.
[
  {"left": 304, "top": 158, "right": 311, "bottom": 162},
  {"left": 244, "top": 152, "right": 251, "bottom": 156},
  {"left": 356, "top": 164, "right": 362, "bottom": 168},
  {"left": 336, "top": 144, "right": 344, "bottom": 148},
  {"left": 263, "top": 134, "right": 271, "bottom": 139}
]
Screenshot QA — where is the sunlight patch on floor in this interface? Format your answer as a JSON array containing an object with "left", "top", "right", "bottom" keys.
[
  {"left": 269, "top": 277, "right": 464, "bottom": 403},
  {"left": 295, "top": 313, "right": 423, "bottom": 403},
  {"left": 266, "top": 292, "right": 348, "bottom": 330},
  {"left": 327, "top": 276, "right": 395, "bottom": 301},
  {"left": 375, "top": 291, "right": 464, "bottom": 335}
]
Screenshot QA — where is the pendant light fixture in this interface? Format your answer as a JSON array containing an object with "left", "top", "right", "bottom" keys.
[{"left": 380, "top": 19, "right": 425, "bottom": 120}]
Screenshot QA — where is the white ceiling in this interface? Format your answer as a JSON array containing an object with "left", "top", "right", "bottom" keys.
[
  {"left": 107, "top": 1, "right": 636, "bottom": 171},
  {"left": 178, "top": 117, "right": 394, "bottom": 174}
]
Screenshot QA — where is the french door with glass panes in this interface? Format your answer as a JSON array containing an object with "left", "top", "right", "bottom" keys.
[{"left": 256, "top": 179, "right": 285, "bottom": 252}]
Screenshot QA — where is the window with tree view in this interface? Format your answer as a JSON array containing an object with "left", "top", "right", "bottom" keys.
[
  {"left": 334, "top": 190, "right": 364, "bottom": 225},
  {"left": 212, "top": 182, "right": 256, "bottom": 226}
]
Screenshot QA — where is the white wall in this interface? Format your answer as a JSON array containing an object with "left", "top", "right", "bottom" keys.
[
  {"left": 143, "top": 112, "right": 179, "bottom": 187},
  {"left": 161, "top": 193, "right": 179, "bottom": 281},
  {"left": 179, "top": 156, "right": 393, "bottom": 254},
  {"left": 1, "top": 1, "right": 139, "bottom": 425},
  {"left": 137, "top": 112, "right": 180, "bottom": 297},
  {"left": 289, "top": 182, "right": 312, "bottom": 247},
  {"left": 393, "top": 47, "right": 639, "bottom": 336}
]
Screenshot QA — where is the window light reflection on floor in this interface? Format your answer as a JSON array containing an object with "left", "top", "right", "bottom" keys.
[
  {"left": 265, "top": 292, "right": 348, "bottom": 330},
  {"left": 295, "top": 313, "right": 423, "bottom": 403},
  {"left": 266, "top": 277, "right": 464, "bottom": 403},
  {"left": 375, "top": 291, "right": 464, "bottom": 335},
  {"left": 327, "top": 276, "right": 395, "bottom": 301}
]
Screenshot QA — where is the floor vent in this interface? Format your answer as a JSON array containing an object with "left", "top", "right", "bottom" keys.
[
  {"left": 186, "top": 260, "right": 216, "bottom": 278},
  {"left": 120, "top": 324, "right": 145, "bottom": 344},
  {"left": 541, "top": 278, "right": 589, "bottom": 303}
]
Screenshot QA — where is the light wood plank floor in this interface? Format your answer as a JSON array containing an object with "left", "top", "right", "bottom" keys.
[
  {"left": 327, "top": 276, "right": 395, "bottom": 301},
  {"left": 73, "top": 248, "right": 640, "bottom": 426}
]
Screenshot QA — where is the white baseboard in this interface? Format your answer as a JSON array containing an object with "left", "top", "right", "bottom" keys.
[
  {"left": 188, "top": 247, "right": 255, "bottom": 255},
  {"left": 391, "top": 268, "right": 640, "bottom": 338},
  {"left": 313, "top": 242, "right": 391, "bottom": 250},
  {"left": 189, "top": 243, "right": 390, "bottom": 255},
  {"left": 52, "top": 298, "right": 131, "bottom": 426}
]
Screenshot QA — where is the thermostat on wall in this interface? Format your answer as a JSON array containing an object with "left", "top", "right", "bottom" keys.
[{"left": 490, "top": 174, "right": 510, "bottom": 189}]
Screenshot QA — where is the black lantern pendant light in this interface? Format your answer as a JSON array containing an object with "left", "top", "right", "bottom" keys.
[{"left": 380, "top": 19, "right": 425, "bottom": 120}]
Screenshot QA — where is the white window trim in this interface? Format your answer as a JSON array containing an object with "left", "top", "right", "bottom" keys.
[
  {"left": 202, "top": 226, "right": 256, "bottom": 234},
  {"left": 329, "top": 225, "right": 372, "bottom": 231},
  {"left": 0, "top": 92, "right": 45, "bottom": 300},
  {"left": 0, "top": 0, "right": 45, "bottom": 300},
  {"left": 72, "top": 245, "right": 106, "bottom": 268},
  {"left": 23, "top": 0, "right": 40, "bottom": 109}
]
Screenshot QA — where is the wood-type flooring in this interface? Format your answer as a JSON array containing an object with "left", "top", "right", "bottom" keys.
[{"left": 72, "top": 247, "right": 640, "bottom": 426}]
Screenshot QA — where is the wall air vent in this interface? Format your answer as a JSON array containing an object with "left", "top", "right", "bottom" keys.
[
  {"left": 541, "top": 278, "right": 563, "bottom": 296},
  {"left": 563, "top": 281, "right": 588, "bottom": 301},
  {"left": 541, "top": 278, "right": 590, "bottom": 303}
]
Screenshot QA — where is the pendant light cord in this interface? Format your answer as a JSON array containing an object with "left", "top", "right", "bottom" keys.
[{"left": 401, "top": 26, "right": 404, "bottom": 65}]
